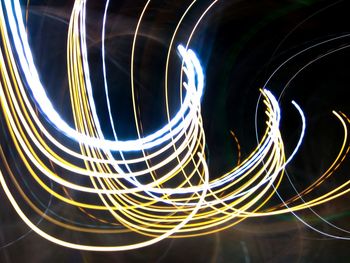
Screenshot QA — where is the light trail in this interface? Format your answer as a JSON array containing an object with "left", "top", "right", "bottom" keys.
[{"left": 0, "top": 0, "right": 349, "bottom": 251}]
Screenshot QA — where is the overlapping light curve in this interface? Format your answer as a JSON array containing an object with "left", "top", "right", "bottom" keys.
[{"left": 0, "top": 0, "right": 349, "bottom": 251}]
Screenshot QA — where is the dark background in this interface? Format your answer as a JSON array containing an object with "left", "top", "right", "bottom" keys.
[{"left": 1, "top": 0, "right": 350, "bottom": 262}]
